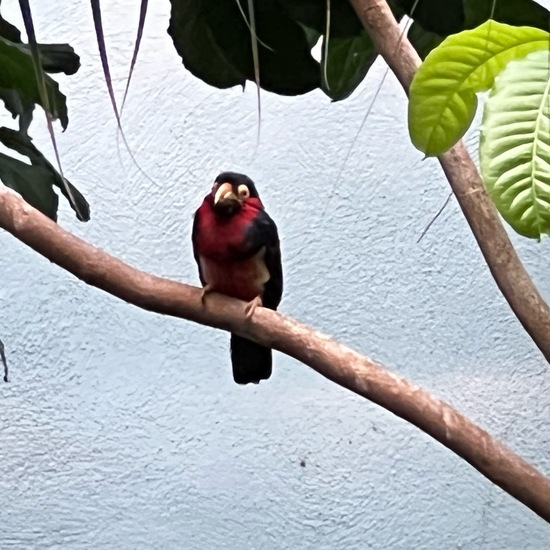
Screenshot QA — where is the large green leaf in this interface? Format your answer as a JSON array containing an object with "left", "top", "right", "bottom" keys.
[
  {"left": 408, "top": 20, "right": 550, "bottom": 156},
  {"left": 0, "top": 36, "right": 68, "bottom": 129},
  {"left": 480, "top": 49, "right": 550, "bottom": 239}
]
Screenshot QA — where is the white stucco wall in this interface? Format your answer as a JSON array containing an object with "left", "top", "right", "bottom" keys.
[{"left": 0, "top": 0, "right": 549, "bottom": 548}]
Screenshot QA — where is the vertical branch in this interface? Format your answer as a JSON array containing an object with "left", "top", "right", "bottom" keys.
[{"left": 348, "top": 0, "right": 550, "bottom": 364}]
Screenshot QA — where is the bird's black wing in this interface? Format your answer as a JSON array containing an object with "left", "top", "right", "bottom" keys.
[
  {"left": 191, "top": 210, "right": 206, "bottom": 286},
  {"left": 243, "top": 209, "right": 283, "bottom": 311}
]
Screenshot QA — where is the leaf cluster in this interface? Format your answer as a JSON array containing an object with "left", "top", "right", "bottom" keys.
[
  {"left": 409, "top": 20, "right": 550, "bottom": 238},
  {"left": 167, "top": 0, "right": 549, "bottom": 101},
  {"left": 0, "top": 10, "right": 88, "bottom": 222}
]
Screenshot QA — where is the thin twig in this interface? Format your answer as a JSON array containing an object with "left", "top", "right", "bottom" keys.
[{"left": 417, "top": 192, "right": 453, "bottom": 243}]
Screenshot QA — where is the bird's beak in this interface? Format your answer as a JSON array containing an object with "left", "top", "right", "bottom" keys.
[{"left": 214, "top": 182, "right": 241, "bottom": 217}]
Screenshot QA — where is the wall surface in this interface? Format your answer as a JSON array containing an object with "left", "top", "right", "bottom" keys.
[{"left": 0, "top": 1, "right": 549, "bottom": 548}]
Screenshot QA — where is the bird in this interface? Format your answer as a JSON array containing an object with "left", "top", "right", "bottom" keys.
[{"left": 192, "top": 172, "right": 283, "bottom": 384}]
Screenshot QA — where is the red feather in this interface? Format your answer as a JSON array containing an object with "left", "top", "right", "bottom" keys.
[{"left": 193, "top": 196, "right": 268, "bottom": 302}]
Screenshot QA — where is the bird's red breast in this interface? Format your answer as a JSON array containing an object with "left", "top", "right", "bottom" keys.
[{"left": 193, "top": 196, "right": 269, "bottom": 302}]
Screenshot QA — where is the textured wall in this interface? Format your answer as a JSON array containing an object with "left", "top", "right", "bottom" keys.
[{"left": 0, "top": 1, "right": 549, "bottom": 548}]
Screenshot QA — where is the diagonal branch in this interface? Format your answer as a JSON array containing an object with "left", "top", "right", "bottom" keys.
[
  {"left": 348, "top": 0, "right": 550, "bottom": 364},
  {"left": 1, "top": 185, "right": 549, "bottom": 522}
]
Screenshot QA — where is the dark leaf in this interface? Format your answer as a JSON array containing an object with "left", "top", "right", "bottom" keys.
[
  {"left": 277, "top": 0, "right": 364, "bottom": 37},
  {"left": 0, "top": 87, "right": 34, "bottom": 133},
  {"left": 406, "top": 0, "right": 550, "bottom": 59},
  {"left": 392, "top": 0, "right": 464, "bottom": 35},
  {"left": 168, "top": 0, "right": 320, "bottom": 95},
  {"left": 0, "top": 127, "right": 89, "bottom": 221},
  {"left": 0, "top": 36, "right": 68, "bottom": 128},
  {"left": 0, "top": 152, "right": 58, "bottom": 220},
  {"left": 321, "top": 31, "right": 376, "bottom": 101},
  {"left": 168, "top": 0, "right": 247, "bottom": 89},
  {"left": 299, "top": 23, "right": 321, "bottom": 49},
  {"left": 277, "top": 0, "right": 324, "bottom": 32},
  {"left": 0, "top": 14, "right": 22, "bottom": 42},
  {"left": 0, "top": 13, "right": 78, "bottom": 75},
  {"left": 33, "top": 43, "right": 80, "bottom": 75},
  {"left": 463, "top": 0, "right": 550, "bottom": 30},
  {"left": 407, "top": 21, "right": 444, "bottom": 59}
]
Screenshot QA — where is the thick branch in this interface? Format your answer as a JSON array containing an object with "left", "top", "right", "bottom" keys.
[
  {"left": 349, "top": 0, "right": 550, "bottom": 364},
  {"left": 1, "top": 187, "right": 549, "bottom": 522}
]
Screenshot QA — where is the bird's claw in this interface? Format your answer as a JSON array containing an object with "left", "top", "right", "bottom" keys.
[
  {"left": 245, "top": 296, "right": 263, "bottom": 319},
  {"left": 201, "top": 284, "right": 213, "bottom": 306}
]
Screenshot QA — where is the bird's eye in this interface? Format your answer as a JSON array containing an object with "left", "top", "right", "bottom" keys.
[{"left": 237, "top": 184, "right": 250, "bottom": 199}]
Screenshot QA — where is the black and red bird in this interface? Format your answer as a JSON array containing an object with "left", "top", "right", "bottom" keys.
[{"left": 192, "top": 172, "right": 283, "bottom": 384}]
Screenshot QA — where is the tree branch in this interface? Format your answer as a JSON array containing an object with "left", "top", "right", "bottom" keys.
[
  {"left": 348, "top": 0, "right": 550, "bottom": 364},
  {"left": 1, "top": 186, "right": 549, "bottom": 522}
]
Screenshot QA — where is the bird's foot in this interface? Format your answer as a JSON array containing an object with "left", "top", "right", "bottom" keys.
[
  {"left": 245, "top": 296, "right": 263, "bottom": 319},
  {"left": 201, "top": 284, "right": 213, "bottom": 306}
]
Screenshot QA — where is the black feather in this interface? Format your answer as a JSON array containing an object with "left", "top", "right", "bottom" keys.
[
  {"left": 229, "top": 208, "right": 282, "bottom": 383},
  {"left": 215, "top": 171, "right": 259, "bottom": 198},
  {"left": 231, "top": 335, "right": 272, "bottom": 384}
]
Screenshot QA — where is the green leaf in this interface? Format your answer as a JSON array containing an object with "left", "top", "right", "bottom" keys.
[
  {"left": 0, "top": 127, "right": 89, "bottom": 221},
  {"left": 0, "top": 152, "right": 58, "bottom": 220},
  {"left": 321, "top": 31, "right": 376, "bottom": 101},
  {"left": 0, "top": 36, "right": 68, "bottom": 128},
  {"left": 480, "top": 49, "right": 550, "bottom": 239},
  {"left": 408, "top": 20, "right": 550, "bottom": 156},
  {"left": 168, "top": 0, "right": 320, "bottom": 96}
]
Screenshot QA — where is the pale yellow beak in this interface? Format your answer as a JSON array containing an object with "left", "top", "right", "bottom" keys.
[{"left": 214, "top": 182, "right": 238, "bottom": 204}]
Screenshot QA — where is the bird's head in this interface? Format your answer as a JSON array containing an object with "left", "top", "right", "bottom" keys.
[{"left": 209, "top": 172, "right": 260, "bottom": 218}]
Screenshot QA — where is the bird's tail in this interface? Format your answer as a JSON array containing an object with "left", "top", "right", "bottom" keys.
[{"left": 230, "top": 334, "right": 272, "bottom": 384}]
